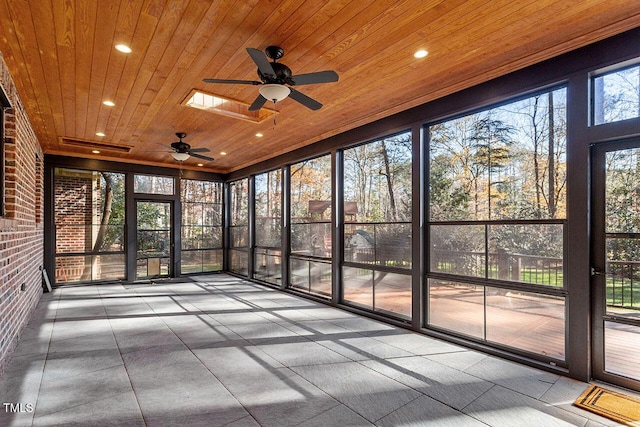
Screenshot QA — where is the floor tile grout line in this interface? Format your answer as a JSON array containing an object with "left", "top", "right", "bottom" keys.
[
  {"left": 99, "top": 285, "right": 151, "bottom": 427},
  {"left": 371, "top": 394, "right": 425, "bottom": 425},
  {"left": 140, "top": 281, "right": 264, "bottom": 427},
  {"left": 31, "top": 288, "right": 62, "bottom": 426},
  {"left": 175, "top": 278, "right": 388, "bottom": 425}
]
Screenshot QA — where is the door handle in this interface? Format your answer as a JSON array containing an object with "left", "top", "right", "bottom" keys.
[{"left": 591, "top": 266, "right": 602, "bottom": 276}]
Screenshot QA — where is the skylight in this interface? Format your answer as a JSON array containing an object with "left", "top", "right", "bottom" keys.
[
  {"left": 183, "top": 89, "right": 272, "bottom": 122},
  {"left": 186, "top": 91, "right": 228, "bottom": 109}
]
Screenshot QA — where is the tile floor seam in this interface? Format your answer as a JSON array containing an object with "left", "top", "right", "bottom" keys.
[
  {"left": 460, "top": 383, "right": 596, "bottom": 427},
  {"left": 289, "top": 397, "right": 360, "bottom": 427},
  {"left": 371, "top": 393, "right": 423, "bottom": 425},
  {"left": 349, "top": 354, "right": 493, "bottom": 422},
  {"left": 142, "top": 284, "right": 263, "bottom": 427},
  {"left": 99, "top": 285, "right": 150, "bottom": 427},
  {"left": 12, "top": 276, "right": 615, "bottom": 426},
  {"left": 31, "top": 290, "right": 62, "bottom": 426}
]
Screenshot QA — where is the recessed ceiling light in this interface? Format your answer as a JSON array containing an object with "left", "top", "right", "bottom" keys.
[
  {"left": 414, "top": 49, "right": 428, "bottom": 59},
  {"left": 92, "top": 150, "right": 100, "bottom": 154},
  {"left": 95, "top": 132, "right": 105, "bottom": 137},
  {"left": 197, "top": 163, "right": 203, "bottom": 167},
  {"left": 103, "top": 100, "right": 115, "bottom": 107},
  {"left": 255, "top": 133, "right": 263, "bottom": 137},
  {"left": 220, "top": 151, "right": 227, "bottom": 156},
  {"left": 115, "top": 44, "right": 132, "bottom": 53}
]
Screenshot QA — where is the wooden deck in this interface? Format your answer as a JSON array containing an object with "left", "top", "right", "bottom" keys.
[
  {"left": 294, "top": 272, "right": 640, "bottom": 381},
  {"left": 605, "top": 321, "right": 640, "bottom": 382}
]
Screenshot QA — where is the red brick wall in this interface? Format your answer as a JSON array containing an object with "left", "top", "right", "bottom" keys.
[
  {"left": 0, "top": 51, "right": 45, "bottom": 376},
  {"left": 54, "top": 172, "right": 96, "bottom": 282}
]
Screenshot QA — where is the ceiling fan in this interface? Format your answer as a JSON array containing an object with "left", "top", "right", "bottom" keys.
[
  {"left": 203, "top": 46, "right": 338, "bottom": 111},
  {"left": 162, "top": 132, "right": 214, "bottom": 162}
]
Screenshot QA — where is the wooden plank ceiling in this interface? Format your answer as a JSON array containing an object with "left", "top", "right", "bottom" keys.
[{"left": 1, "top": 0, "right": 640, "bottom": 173}]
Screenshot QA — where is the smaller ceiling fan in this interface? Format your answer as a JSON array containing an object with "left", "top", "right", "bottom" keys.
[
  {"left": 161, "top": 132, "right": 213, "bottom": 162},
  {"left": 203, "top": 46, "right": 338, "bottom": 111}
]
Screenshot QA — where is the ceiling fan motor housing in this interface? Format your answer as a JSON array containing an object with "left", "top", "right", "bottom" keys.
[
  {"left": 171, "top": 133, "right": 190, "bottom": 152},
  {"left": 171, "top": 141, "right": 190, "bottom": 153},
  {"left": 258, "top": 61, "right": 293, "bottom": 84}
]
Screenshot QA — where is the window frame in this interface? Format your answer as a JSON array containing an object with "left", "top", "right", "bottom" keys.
[
  {"left": 0, "top": 85, "right": 11, "bottom": 217},
  {"left": 590, "top": 59, "right": 640, "bottom": 127}
]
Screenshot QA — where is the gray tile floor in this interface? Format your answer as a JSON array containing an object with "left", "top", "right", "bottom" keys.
[{"left": 0, "top": 274, "right": 632, "bottom": 426}]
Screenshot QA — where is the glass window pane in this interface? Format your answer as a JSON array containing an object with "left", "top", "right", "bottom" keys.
[
  {"left": 291, "top": 222, "right": 331, "bottom": 257},
  {"left": 429, "top": 88, "right": 567, "bottom": 221},
  {"left": 255, "top": 216, "right": 281, "bottom": 247},
  {"left": 55, "top": 254, "right": 124, "bottom": 283},
  {"left": 55, "top": 255, "right": 90, "bottom": 283},
  {"left": 55, "top": 225, "right": 93, "bottom": 253},
  {"left": 290, "top": 155, "right": 332, "bottom": 219},
  {"left": 309, "top": 261, "right": 332, "bottom": 298},
  {"left": 375, "top": 223, "right": 411, "bottom": 268},
  {"left": 54, "top": 169, "right": 125, "bottom": 284},
  {"left": 605, "top": 321, "right": 640, "bottom": 381},
  {"left": 134, "top": 174, "right": 174, "bottom": 195},
  {"left": 344, "top": 133, "right": 413, "bottom": 223},
  {"left": 430, "top": 224, "right": 485, "bottom": 277},
  {"left": 181, "top": 250, "right": 203, "bottom": 274},
  {"left": 181, "top": 226, "right": 202, "bottom": 250},
  {"left": 254, "top": 248, "right": 281, "bottom": 284},
  {"left": 343, "top": 267, "right": 373, "bottom": 310},
  {"left": 94, "top": 254, "right": 125, "bottom": 280},
  {"left": 593, "top": 65, "right": 640, "bottom": 125},
  {"left": 290, "top": 258, "right": 310, "bottom": 292},
  {"left": 485, "top": 288, "right": 565, "bottom": 360},
  {"left": 255, "top": 170, "right": 282, "bottom": 248},
  {"left": 605, "top": 237, "right": 640, "bottom": 313},
  {"left": 605, "top": 147, "right": 640, "bottom": 233},
  {"left": 230, "top": 225, "right": 248, "bottom": 248},
  {"left": 202, "top": 249, "right": 222, "bottom": 272},
  {"left": 488, "top": 224, "right": 563, "bottom": 287},
  {"left": 374, "top": 272, "right": 411, "bottom": 319},
  {"left": 230, "top": 179, "right": 249, "bottom": 226},
  {"left": 345, "top": 223, "right": 376, "bottom": 264},
  {"left": 428, "top": 279, "right": 484, "bottom": 339},
  {"left": 180, "top": 179, "right": 223, "bottom": 274},
  {"left": 230, "top": 249, "right": 248, "bottom": 276}
]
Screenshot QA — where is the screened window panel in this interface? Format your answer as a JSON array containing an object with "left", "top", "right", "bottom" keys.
[
  {"left": 373, "top": 272, "right": 411, "bottom": 319},
  {"left": 593, "top": 65, "right": 640, "bottom": 125},
  {"left": 485, "top": 288, "right": 565, "bottom": 359},
  {"left": 134, "top": 174, "right": 174, "bottom": 195},
  {"left": 429, "top": 224, "right": 485, "bottom": 277},
  {"left": 428, "top": 279, "right": 485, "bottom": 339},
  {"left": 487, "top": 223, "right": 563, "bottom": 287},
  {"left": 343, "top": 267, "right": 373, "bottom": 310}
]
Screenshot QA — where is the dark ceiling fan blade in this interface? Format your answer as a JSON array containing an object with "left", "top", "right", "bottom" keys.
[
  {"left": 188, "top": 147, "right": 210, "bottom": 153},
  {"left": 248, "top": 94, "right": 268, "bottom": 111},
  {"left": 190, "top": 152, "right": 214, "bottom": 161},
  {"left": 203, "top": 78, "right": 261, "bottom": 85},
  {"left": 290, "top": 70, "right": 339, "bottom": 86},
  {"left": 246, "top": 48, "right": 276, "bottom": 77},
  {"left": 288, "top": 88, "right": 322, "bottom": 110},
  {"left": 157, "top": 142, "right": 176, "bottom": 150}
]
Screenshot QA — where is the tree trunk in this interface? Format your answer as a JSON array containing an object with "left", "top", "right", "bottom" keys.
[
  {"left": 81, "top": 173, "right": 113, "bottom": 280},
  {"left": 380, "top": 140, "right": 398, "bottom": 221},
  {"left": 548, "top": 91, "right": 556, "bottom": 218},
  {"left": 532, "top": 96, "right": 541, "bottom": 215}
]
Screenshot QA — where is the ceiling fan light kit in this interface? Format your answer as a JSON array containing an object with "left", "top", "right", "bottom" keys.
[
  {"left": 203, "top": 45, "right": 338, "bottom": 112},
  {"left": 163, "top": 132, "right": 214, "bottom": 163},
  {"left": 259, "top": 84, "right": 291, "bottom": 102},
  {"left": 171, "top": 152, "right": 190, "bottom": 161}
]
